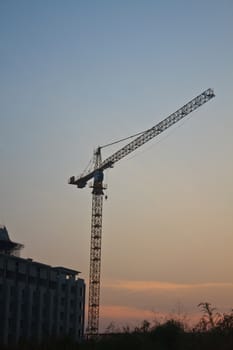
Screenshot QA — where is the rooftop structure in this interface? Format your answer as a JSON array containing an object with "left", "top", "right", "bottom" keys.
[{"left": 0, "top": 226, "right": 24, "bottom": 256}]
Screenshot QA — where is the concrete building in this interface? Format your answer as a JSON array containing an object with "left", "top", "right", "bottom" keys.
[{"left": 0, "top": 226, "right": 85, "bottom": 345}]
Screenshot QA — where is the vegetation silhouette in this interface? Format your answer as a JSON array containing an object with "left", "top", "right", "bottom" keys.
[{"left": 1, "top": 303, "right": 233, "bottom": 350}]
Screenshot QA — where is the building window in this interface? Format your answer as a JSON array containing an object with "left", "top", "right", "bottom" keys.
[
  {"left": 8, "top": 318, "right": 14, "bottom": 329},
  {"left": 8, "top": 334, "right": 12, "bottom": 343},
  {"left": 29, "top": 276, "right": 36, "bottom": 284},
  {"left": 10, "top": 286, "right": 15, "bottom": 296},
  {"left": 49, "top": 281, "right": 56, "bottom": 289},
  {"left": 18, "top": 273, "right": 26, "bottom": 282},
  {"left": 9, "top": 301, "right": 15, "bottom": 312}
]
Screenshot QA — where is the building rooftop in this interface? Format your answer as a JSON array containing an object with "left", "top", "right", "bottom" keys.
[
  {"left": 0, "top": 226, "right": 82, "bottom": 279},
  {"left": 53, "top": 266, "right": 81, "bottom": 276}
]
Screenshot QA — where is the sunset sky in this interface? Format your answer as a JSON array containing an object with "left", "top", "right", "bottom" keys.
[{"left": 0, "top": 0, "right": 233, "bottom": 331}]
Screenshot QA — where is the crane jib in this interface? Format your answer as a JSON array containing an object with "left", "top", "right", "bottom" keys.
[
  {"left": 69, "top": 88, "right": 215, "bottom": 189},
  {"left": 100, "top": 88, "right": 215, "bottom": 168}
]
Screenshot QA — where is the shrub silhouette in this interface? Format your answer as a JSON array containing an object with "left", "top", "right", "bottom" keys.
[
  {"left": 2, "top": 304, "right": 233, "bottom": 350},
  {"left": 150, "top": 319, "right": 184, "bottom": 349}
]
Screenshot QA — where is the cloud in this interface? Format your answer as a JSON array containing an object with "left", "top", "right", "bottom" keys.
[
  {"left": 98, "top": 280, "right": 233, "bottom": 331},
  {"left": 101, "top": 304, "right": 156, "bottom": 320},
  {"left": 99, "top": 304, "right": 203, "bottom": 332},
  {"left": 103, "top": 279, "right": 233, "bottom": 292},
  {"left": 99, "top": 304, "right": 168, "bottom": 332}
]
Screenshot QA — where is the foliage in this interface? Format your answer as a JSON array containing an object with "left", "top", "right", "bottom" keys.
[
  {"left": 1, "top": 304, "right": 233, "bottom": 350},
  {"left": 195, "top": 302, "right": 221, "bottom": 331},
  {"left": 150, "top": 319, "right": 184, "bottom": 349}
]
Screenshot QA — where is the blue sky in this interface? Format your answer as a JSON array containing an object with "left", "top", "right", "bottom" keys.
[{"left": 0, "top": 0, "right": 233, "bottom": 330}]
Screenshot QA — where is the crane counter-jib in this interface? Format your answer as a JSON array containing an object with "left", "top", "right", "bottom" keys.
[{"left": 68, "top": 160, "right": 113, "bottom": 188}]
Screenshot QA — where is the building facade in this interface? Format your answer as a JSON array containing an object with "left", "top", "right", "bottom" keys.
[{"left": 0, "top": 227, "right": 85, "bottom": 345}]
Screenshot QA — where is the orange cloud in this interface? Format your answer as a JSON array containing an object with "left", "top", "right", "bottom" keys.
[
  {"left": 101, "top": 304, "right": 156, "bottom": 320},
  {"left": 99, "top": 305, "right": 168, "bottom": 332},
  {"left": 96, "top": 280, "right": 233, "bottom": 332},
  {"left": 99, "top": 304, "right": 203, "bottom": 332},
  {"left": 103, "top": 279, "right": 233, "bottom": 292}
]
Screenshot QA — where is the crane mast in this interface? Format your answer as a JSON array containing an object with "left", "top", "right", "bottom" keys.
[
  {"left": 87, "top": 147, "right": 104, "bottom": 335},
  {"left": 69, "top": 88, "right": 215, "bottom": 335}
]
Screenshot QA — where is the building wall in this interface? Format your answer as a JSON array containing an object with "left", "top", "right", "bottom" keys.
[{"left": 0, "top": 254, "right": 85, "bottom": 345}]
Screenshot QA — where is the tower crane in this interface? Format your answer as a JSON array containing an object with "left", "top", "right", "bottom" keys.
[{"left": 69, "top": 88, "right": 215, "bottom": 335}]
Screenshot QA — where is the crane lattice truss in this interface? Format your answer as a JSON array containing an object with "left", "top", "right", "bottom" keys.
[{"left": 69, "top": 88, "right": 215, "bottom": 335}]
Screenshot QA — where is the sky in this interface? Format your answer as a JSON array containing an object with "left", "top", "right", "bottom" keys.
[{"left": 0, "top": 0, "right": 233, "bottom": 331}]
